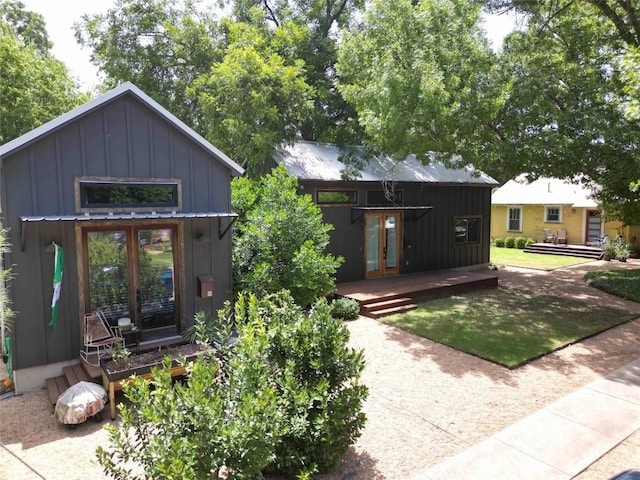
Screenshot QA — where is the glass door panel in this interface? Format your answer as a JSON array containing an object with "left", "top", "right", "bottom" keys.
[
  {"left": 365, "top": 212, "right": 401, "bottom": 278},
  {"left": 586, "top": 210, "right": 602, "bottom": 243},
  {"left": 87, "top": 231, "right": 130, "bottom": 324},
  {"left": 385, "top": 215, "right": 398, "bottom": 269},
  {"left": 137, "top": 229, "right": 176, "bottom": 330},
  {"left": 366, "top": 215, "right": 381, "bottom": 274}
]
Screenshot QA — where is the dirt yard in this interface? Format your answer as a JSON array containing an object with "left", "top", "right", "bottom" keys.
[{"left": 1, "top": 259, "right": 639, "bottom": 480}]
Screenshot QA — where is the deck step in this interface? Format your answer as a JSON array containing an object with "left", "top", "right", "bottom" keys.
[
  {"left": 524, "top": 244, "right": 603, "bottom": 259},
  {"left": 63, "top": 364, "right": 90, "bottom": 386},
  {"left": 367, "top": 303, "right": 419, "bottom": 319},
  {"left": 45, "top": 376, "right": 68, "bottom": 406},
  {"left": 361, "top": 297, "right": 414, "bottom": 313}
]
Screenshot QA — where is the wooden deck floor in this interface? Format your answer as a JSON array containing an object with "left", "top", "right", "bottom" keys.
[{"left": 336, "top": 270, "right": 499, "bottom": 317}]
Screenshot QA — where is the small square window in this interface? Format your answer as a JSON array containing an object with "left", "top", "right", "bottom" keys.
[
  {"left": 545, "top": 206, "right": 561, "bottom": 222},
  {"left": 454, "top": 216, "right": 481, "bottom": 245}
]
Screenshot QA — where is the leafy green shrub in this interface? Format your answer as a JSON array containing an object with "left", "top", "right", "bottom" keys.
[
  {"left": 258, "top": 292, "right": 368, "bottom": 476},
  {"left": 494, "top": 237, "right": 505, "bottom": 247},
  {"left": 515, "top": 237, "right": 527, "bottom": 249},
  {"left": 96, "top": 302, "right": 282, "bottom": 480},
  {"left": 504, "top": 236, "right": 516, "bottom": 248},
  {"left": 232, "top": 165, "right": 344, "bottom": 307},
  {"left": 330, "top": 297, "right": 360, "bottom": 320},
  {"left": 525, "top": 237, "right": 536, "bottom": 247},
  {"left": 97, "top": 293, "right": 368, "bottom": 479}
]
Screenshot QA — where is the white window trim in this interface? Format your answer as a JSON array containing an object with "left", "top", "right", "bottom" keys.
[
  {"left": 506, "top": 206, "right": 522, "bottom": 232},
  {"left": 545, "top": 205, "right": 562, "bottom": 223}
]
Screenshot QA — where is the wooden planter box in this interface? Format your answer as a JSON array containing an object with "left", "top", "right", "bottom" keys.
[{"left": 100, "top": 343, "right": 207, "bottom": 420}]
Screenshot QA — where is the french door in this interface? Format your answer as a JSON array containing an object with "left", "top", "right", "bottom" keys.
[
  {"left": 365, "top": 212, "right": 401, "bottom": 278},
  {"left": 83, "top": 225, "right": 178, "bottom": 333},
  {"left": 585, "top": 210, "right": 602, "bottom": 244}
]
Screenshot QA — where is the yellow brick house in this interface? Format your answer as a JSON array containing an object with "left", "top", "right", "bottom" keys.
[{"left": 491, "top": 176, "right": 640, "bottom": 245}]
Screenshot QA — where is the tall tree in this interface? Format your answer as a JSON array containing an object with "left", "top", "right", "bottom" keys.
[
  {"left": 487, "top": 2, "right": 640, "bottom": 224},
  {"left": 337, "top": 0, "right": 498, "bottom": 163},
  {"left": 75, "top": 0, "right": 224, "bottom": 130},
  {"left": 222, "top": 0, "right": 366, "bottom": 143},
  {"left": 337, "top": 0, "right": 640, "bottom": 224},
  {"left": 0, "top": 2, "right": 87, "bottom": 143},
  {"left": 0, "top": 0, "right": 51, "bottom": 53},
  {"left": 193, "top": 20, "right": 314, "bottom": 174}
]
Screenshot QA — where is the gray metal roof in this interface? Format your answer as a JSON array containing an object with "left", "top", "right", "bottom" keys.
[
  {"left": 0, "top": 82, "right": 244, "bottom": 177},
  {"left": 275, "top": 141, "right": 498, "bottom": 185}
]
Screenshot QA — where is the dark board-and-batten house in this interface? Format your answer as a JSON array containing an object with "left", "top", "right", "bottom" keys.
[
  {"left": 275, "top": 142, "right": 498, "bottom": 283},
  {"left": 0, "top": 83, "right": 243, "bottom": 392}
]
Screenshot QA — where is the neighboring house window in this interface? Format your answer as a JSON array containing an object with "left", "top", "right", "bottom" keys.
[
  {"left": 507, "top": 207, "right": 522, "bottom": 232},
  {"left": 545, "top": 206, "right": 561, "bottom": 222},
  {"left": 76, "top": 177, "right": 181, "bottom": 212},
  {"left": 316, "top": 189, "right": 358, "bottom": 205},
  {"left": 454, "top": 216, "right": 481, "bottom": 245}
]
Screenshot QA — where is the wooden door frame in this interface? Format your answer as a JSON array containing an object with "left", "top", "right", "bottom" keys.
[
  {"left": 585, "top": 209, "right": 602, "bottom": 244},
  {"left": 364, "top": 211, "right": 402, "bottom": 278},
  {"left": 77, "top": 220, "right": 182, "bottom": 332}
]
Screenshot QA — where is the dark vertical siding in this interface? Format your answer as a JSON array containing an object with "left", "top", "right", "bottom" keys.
[
  {"left": 2, "top": 94, "right": 237, "bottom": 370},
  {"left": 307, "top": 180, "right": 493, "bottom": 283}
]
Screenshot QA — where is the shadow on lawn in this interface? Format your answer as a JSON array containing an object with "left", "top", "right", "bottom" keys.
[{"left": 377, "top": 260, "right": 640, "bottom": 386}]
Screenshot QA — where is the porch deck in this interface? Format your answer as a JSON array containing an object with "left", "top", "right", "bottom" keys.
[
  {"left": 524, "top": 242, "right": 604, "bottom": 259},
  {"left": 335, "top": 270, "right": 499, "bottom": 318}
]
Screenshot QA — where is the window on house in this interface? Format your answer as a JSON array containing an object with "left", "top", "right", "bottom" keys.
[
  {"left": 77, "top": 179, "right": 181, "bottom": 211},
  {"left": 507, "top": 207, "right": 522, "bottom": 232},
  {"left": 545, "top": 206, "right": 561, "bottom": 222},
  {"left": 454, "top": 216, "right": 481, "bottom": 245},
  {"left": 316, "top": 189, "right": 358, "bottom": 205}
]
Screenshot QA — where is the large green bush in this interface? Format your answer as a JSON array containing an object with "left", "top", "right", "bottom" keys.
[
  {"left": 515, "top": 237, "right": 527, "bottom": 249},
  {"left": 494, "top": 237, "right": 505, "bottom": 247},
  {"left": 96, "top": 292, "right": 368, "bottom": 479},
  {"left": 257, "top": 292, "right": 368, "bottom": 476},
  {"left": 232, "top": 165, "right": 344, "bottom": 307}
]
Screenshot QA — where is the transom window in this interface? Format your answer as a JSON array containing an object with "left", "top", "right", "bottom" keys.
[
  {"left": 316, "top": 189, "right": 358, "bottom": 205},
  {"left": 454, "top": 216, "right": 481, "bottom": 245},
  {"left": 507, "top": 206, "right": 522, "bottom": 232},
  {"left": 545, "top": 206, "right": 561, "bottom": 222},
  {"left": 76, "top": 178, "right": 181, "bottom": 212}
]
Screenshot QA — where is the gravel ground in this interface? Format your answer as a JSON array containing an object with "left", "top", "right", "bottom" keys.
[{"left": 1, "top": 259, "right": 639, "bottom": 480}]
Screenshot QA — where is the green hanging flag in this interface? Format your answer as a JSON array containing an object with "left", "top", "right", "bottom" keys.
[
  {"left": 3, "top": 337, "right": 12, "bottom": 384},
  {"left": 50, "top": 243, "right": 64, "bottom": 327}
]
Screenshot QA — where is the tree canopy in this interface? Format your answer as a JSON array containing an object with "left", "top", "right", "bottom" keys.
[
  {"left": 0, "top": 1, "right": 87, "bottom": 144},
  {"left": 72, "top": 0, "right": 639, "bottom": 222},
  {"left": 337, "top": 0, "right": 639, "bottom": 224}
]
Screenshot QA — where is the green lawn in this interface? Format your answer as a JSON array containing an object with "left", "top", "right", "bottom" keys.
[
  {"left": 490, "top": 247, "right": 595, "bottom": 270},
  {"left": 381, "top": 288, "right": 635, "bottom": 368},
  {"left": 584, "top": 269, "right": 640, "bottom": 302}
]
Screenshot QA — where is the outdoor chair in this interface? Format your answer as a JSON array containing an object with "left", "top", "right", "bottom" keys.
[
  {"left": 556, "top": 228, "right": 568, "bottom": 245},
  {"left": 543, "top": 228, "right": 557, "bottom": 244},
  {"left": 591, "top": 234, "right": 608, "bottom": 246},
  {"left": 80, "top": 311, "right": 125, "bottom": 366}
]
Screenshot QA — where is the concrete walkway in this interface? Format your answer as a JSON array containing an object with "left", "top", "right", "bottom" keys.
[{"left": 417, "top": 357, "right": 640, "bottom": 480}]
